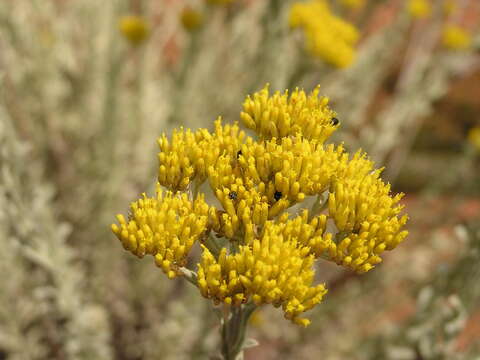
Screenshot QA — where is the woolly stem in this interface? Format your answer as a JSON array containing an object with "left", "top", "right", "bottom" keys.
[{"left": 220, "top": 303, "right": 256, "bottom": 360}]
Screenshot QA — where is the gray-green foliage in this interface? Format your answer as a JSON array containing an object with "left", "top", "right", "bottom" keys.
[
  {"left": 0, "top": 109, "right": 112, "bottom": 359},
  {"left": 359, "top": 224, "right": 480, "bottom": 360}
]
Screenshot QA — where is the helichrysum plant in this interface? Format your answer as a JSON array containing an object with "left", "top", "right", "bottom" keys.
[
  {"left": 111, "top": 85, "right": 409, "bottom": 359},
  {"left": 289, "top": 0, "right": 359, "bottom": 68}
]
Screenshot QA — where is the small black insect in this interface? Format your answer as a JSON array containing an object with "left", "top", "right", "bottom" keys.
[
  {"left": 331, "top": 117, "right": 339, "bottom": 126},
  {"left": 273, "top": 191, "right": 282, "bottom": 201},
  {"left": 236, "top": 150, "right": 243, "bottom": 159},
  {"left": 228, "top": 191, "right": 238, "bottom": 200}
]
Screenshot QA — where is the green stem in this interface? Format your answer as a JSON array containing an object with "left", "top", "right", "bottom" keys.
[{"left": 220, "top": 303, "right": 256, "bottom": 360}]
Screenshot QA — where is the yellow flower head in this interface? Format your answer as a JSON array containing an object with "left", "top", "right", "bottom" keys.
[
  {"left": 119, "top": 15, "right": 150, "bottom": 46},
  {"left": 442, "top": 25, "right": 472, "bottom": 50},
  {"left": 207, "top": 137, "right": 345, "bottom": 243},
  {"left": 290, "top": 0, "right": 359, "bottom": 68},
  {"left": 327, "top": 153, "right": 408, "bottom": 272},
  {"left": 157, "top": 119, "right": 245, "bottom": 191},
  {"left": 467, "top": 126, "right": 480, "bottom": 151},
  {"left": 111, "top": 185, "right": 213, "bottom": 278},
  {"left": 197, "top": 221, "right": 327, "bottom": 326},
  {"left": 180, "top": 7, "right": 204, "bottom": 31},
  {"left": 339, "top": 0, "right": 365, "bottom": 10},
  {"left": 112, "top": 84, "right": 408, "bottom": 326},
  {"left": 407, "top": 0, "right": 432, "bottom": 19},
  {"left": 241, "top": 85, "right": 339, "bottom": 142}
]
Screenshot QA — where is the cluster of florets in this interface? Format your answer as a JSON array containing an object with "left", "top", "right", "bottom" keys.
[
  {"left": 112, "top": 84, "right": 409, "bottom": 326},
  {"left": 289, "top": 0, "right": 359, "bottom": 68}
]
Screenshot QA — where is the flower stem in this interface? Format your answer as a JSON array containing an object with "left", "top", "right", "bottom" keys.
[{"left": 220, "top": 303, "right": 256, "bottom": 360}]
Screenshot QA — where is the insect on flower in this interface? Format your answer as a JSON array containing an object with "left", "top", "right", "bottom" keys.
[{"left": 274, "top": 191, "right": 282, "bottom": 201}]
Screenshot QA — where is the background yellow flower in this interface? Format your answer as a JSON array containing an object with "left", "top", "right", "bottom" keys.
[
  {"left": 119, "top": 15, "right": 150, "bottom": 45},
  {"left": 442, "top": 24, "right": 472, "bottom": 50},
  {"left": 407, "top": 0, "right": 432, "bottom": 19}
]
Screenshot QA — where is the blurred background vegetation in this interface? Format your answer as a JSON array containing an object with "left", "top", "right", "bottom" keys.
[{"left": 0, "top": 0, "right": 479, "bottom": 359}]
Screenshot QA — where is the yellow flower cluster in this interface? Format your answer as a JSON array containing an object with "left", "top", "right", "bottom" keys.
[
  {"left": 327, "top": 153, "right": 409, "bottom": 272},
  {"left": 111, "top": 186, "right": 212, "bottom": 278},
  {"left": 289, "top": 0, "right": 359, "bottom": 68},
  {"left": 241, "top": 85, "right": 338, "bottom": 142},
  {"left": 157, "top": 119, "right": 245, "bottom": 191},
  {"left": 268, "top": 211, "right": 333, "bottom": 259},
  {"left": 442, "top": 25, "right": 472, "bottom": 50},
  {"left": 407, "top": 0, "right": 431, "bottom": 19},
  {"left": 112, "top": 84, "right": 409, "bottom": 326},
  {"left": 197, "top": 221, "right": 327, "bottom": 326},
  {"left": 207, "top": 136, "right": 344, "bottom": 242},
  {"left": 119, "top": 15, "right": 150, "bottom": 46}
]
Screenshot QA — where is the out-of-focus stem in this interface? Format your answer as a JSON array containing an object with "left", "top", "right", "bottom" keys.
[
  {"left": 167, "top": 18, "right": 206, "bottom": 127},
  {"left": 101, "top": 2, "right": 123, "bottom": 158},
  {"left": 287, "top": 58, "right": 311, "bottom": 89}
]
